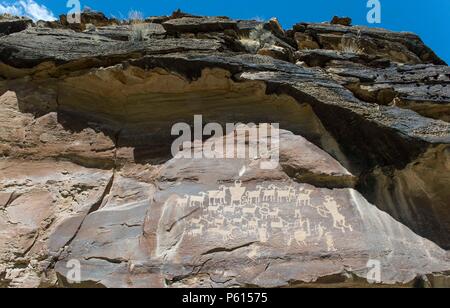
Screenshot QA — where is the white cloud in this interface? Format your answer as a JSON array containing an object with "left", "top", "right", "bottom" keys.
[
  {"left": 0, "top": 0, "right": 56, "bottom": 21},
  {"left": 0, "top": 3, "right": 22, "bottom": 16}
]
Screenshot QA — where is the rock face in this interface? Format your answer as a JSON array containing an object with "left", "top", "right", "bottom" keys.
[
  {"left": 0, "top": 11, "right": 449, "bottom": 288},
  {"left": 330, "top": 16, "right": 352, "bottom": 27},
  {"left": 162, "top": 17, "right": 238, "bottom": 34},
  {"left": 0, "top": 16, "right": 32, "bottom": 36}
]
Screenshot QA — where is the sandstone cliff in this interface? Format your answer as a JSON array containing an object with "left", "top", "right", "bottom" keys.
[{"left": 0, "top": 11, "right": 449, "bottom": 288}]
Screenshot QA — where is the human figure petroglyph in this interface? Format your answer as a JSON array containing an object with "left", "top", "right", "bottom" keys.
[
  {"left": 260, "top": 205, "right": 270, "bottom": 220},
  {"left": 207, "top": 186, "right": 227, "bottom": 206},
  {"left": 229, "top": 181, "right": 246, "bottom": 205},
  {"left": 316, "top": 223, "right": 326, "bottom": 240},
  {"left": 317, "top": 196, "right": 353, "bottom": 233}
]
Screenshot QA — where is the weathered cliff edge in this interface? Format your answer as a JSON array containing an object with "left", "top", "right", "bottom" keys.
[{"left": 0, "top": 11, "right": 449, "bottom": 288}]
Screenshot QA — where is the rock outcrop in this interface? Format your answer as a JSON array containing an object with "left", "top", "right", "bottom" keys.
[
  {"left": 0, "top": 11, "right": 449, "bottom": 288},
  {"left": 0, "top": 15, "right": 32, "bottom": 36}
]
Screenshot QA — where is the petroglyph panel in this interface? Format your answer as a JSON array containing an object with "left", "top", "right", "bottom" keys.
[{"left": 157, "top": 181, "right": 358, "bottom": 258}]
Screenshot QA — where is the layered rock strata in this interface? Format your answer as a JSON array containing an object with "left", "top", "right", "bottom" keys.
[{"left": 0, "top": 12, "right": 449, "bottom": 288}]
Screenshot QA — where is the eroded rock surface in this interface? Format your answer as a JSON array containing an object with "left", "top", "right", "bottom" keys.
[
  {"left": 0, "top": 11, "right": 449, "bottom": 288},
  {"left": 53, "top": 130, "right": 450, "bottom": 288},
  {"left": 0, "top": 16, "right": 32, "bottom": 36}
]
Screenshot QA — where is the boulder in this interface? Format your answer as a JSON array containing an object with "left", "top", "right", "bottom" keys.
[
  {"left": 258, "top": 44, "right": 292, "bottom": 62},
  {"left": 293, "top": 22, "right": 446, "bottom": 65},
  {"left": 328, "top": 64, "right": 450, "bottom": 121},
  {"left": 294, "top": 32, "right": 320, "bottom": 50},
  {"left": 59, "top": 11, "right": 114, "bottom": 31},
  {"left": 331, "top": 16, "right": 352, "bottom": 26}
]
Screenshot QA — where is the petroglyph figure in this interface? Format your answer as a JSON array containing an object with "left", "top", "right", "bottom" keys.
[
  {"left": 207, "top": 186, "right": 227, "bottom": 205},
  {"left": 223, "top": 204, "right": 235, "bottom": 215},
  {"left": 289, "top": 188, "right": 297, "bottom": 202},
  {"left": 270, "top": 218, "right": 284, "bottom": 229},
  {"left": 268, "top": 208, "right": 280, "bottom": 219},
  {"left": 190, "top": 192, "right": 207, "bottom": 207},
  {"left": 214, "top": 217, "right": 225, "bottom": 226},
  {"left": 190, "top": 217, "right": 203, "bottom": 226},
  {"left": 233, "top": 217, "right": 244, "bottom": 225},
  {"left": 208, "top": 226, "right": 222, "bottom": 233},
  {"left": 245, "top": 186, "right": 264, "bottom": 204},
  {"left": 214, "top": 229, "right": 233, "bottom": 241},
  {"left": 262, "top": 185, "right": 277, "bottom": 202},
  {"left": 188, "top": 225, "right": 204, "bottom": 237},
  {"left": 325, "top": 232, "right": 337, "bottom": 252},
  {"left": 243, "top": 206, "right": 257, "bottom": 215},
  {"left": 297, "top": 189, "right": 313, "bottom": 207},
  {"left": 290, "top": 219, "right": 311, "bottom": 247},
  {"left": 176, "top": 195, "right": 190, "bottom": 207},
  {"left": 248, "top": 219, "right": 258, "bottom": 230},
  {"left": 260, "top": 205, "right": 270, "bottom": 220},
  {"left": 229, "top": 181, "right": 246, "bottom": 205},
  {"left": 277, "top": 186, "right": 294, "bottom": 203},
  {"left": 318, "top": 196, "right": 353, "bottom": 233},
  {"left": 316, "top": 223, "right": 326, "bottom": 240},
  {"left": 258, "top": 228, "right": 268, "bottom": 243},
  {"left": 173, "top": 183, "right": 354, "bottom": 251},
  {"left": 207, "top": 203, "right": 222, "bottom": 214}
]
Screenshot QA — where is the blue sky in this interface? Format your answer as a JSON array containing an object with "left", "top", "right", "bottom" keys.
[{"left": 1, "top": 0, "right": 449, "bottom": 63}]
